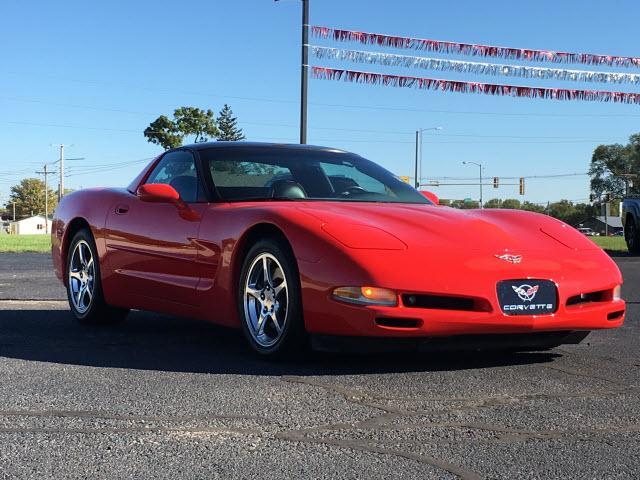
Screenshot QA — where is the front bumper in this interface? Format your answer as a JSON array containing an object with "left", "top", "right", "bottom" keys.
[
  {"left": 300, "top": 245, "right": 625, "bottom": 338},
  {"left": 304, "top": 294, "right": 625, "bottom": 337},
  {"left": 311, "top": 330, "right": 591, "bottom": 353}
]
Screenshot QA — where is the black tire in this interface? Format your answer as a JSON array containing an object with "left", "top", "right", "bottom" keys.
[
  {"left": 66, "top": 229, "right": 129, "bottom": 325},
  {"left": 625, "top": 216, "right": 640, "bottom": 254},
  {"left": 237, "top": 238, "right": 306, "bottom": 357}
]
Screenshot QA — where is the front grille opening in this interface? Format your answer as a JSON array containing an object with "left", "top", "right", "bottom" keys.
[
  {"left": 566, "top": 289, "right": 612, "bottom": 307},
  {"left": 607, "top": 310, "right": 625, "bottom": 321},
  {"left": 375, "top": 317, "right": 422, "bottom": 329},
  {"left": 402, "top": 294, "right": 492, "bottom": 312}
]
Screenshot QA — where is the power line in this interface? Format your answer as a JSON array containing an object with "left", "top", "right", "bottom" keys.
[
  {"left": 424, "top": 172, "right": 589, "bottom": 181},
  {"left": 5, "top": 72, "right": 640, "bottom": 118},
  {"left": 0, "top": 121, "right": 626, "bottom": 146}
]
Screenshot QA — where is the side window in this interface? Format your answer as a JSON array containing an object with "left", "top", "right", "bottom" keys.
[
  {"left": 209, "top": 160, "right": 292, "bottom": 200},
  {"left": 145, "top": 151, "right": 204, "bottom": 203}
]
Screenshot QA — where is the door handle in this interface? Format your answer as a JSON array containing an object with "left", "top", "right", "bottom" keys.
[{"left": 115, "top": 205, "right": 129, "bottom": 215}]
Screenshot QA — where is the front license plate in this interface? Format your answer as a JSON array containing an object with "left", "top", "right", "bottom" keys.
[{"left": 497, "top": 279, "right": 557, "bottom": 316}]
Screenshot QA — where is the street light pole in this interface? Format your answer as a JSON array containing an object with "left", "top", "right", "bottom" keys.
[
  {"left": 462, "top": 161, "right": 484, "bottom": 208},
  {"left": 300, "top": 0, "right": 309, "bottom": 144},
  {"left": 415, "top": 126, "right": 442, "bottom": 188},
  {"left": 414, "top": 131, "right": 419, "bottom": 188}
]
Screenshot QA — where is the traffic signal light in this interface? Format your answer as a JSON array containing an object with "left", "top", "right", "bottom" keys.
[
  {"left": 604, "top": 193, "right": 611, "bottom": 202},
  {"left": 589, "top": 193, "right": 595, "bottom": 203},
  {"left": 519, "top": 177, "right": 525, "bottom": 195},
  {"left": 493, "top": 177, "right": 499, "bottom": 188}
]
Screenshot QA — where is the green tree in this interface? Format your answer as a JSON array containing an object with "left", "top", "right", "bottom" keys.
[
  {"left": 547, "top": 200, "right": 577, "bottom": 224},
  {"left": 144, "top": 115, "right": 183, "bottom": 150},
  {"left": 174, "top": 107, "right": 219, "bottom": 143},
  {"left": 5, "top": 178, "right": 57, "bottom": 219},
  {"left": 521, "top": 201, "right": 545, "bottom": 214},
  {"left": 483, "top": 198, "right": 502, "bottom": 208},
  {"left": 478, "top": 198, "right": 521, "bottom": 209},
  {"left": 217, "top": 104, "right": 245, "bottom": 141},
  {"left": 589, "top": 134, "right": 640, "bottom": 198},
  {"left": 501, "top": 198, "right": 522, "bottom": 209},
  {"left": 450, "top": 199, "right": 479, "bottom": 209},
  {"left": 144, "top": 107, "right": 220, "bottom": 150}
]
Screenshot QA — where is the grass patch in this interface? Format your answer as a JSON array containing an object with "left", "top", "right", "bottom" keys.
[
  {"left": 591, "top": 235, "right": 627, "bottom": 252},
  {"left": 0, "top": 234, "right": 51, "bottom": 253}
]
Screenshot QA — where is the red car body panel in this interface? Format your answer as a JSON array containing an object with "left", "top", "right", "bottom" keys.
[{"left": 52, "top": 147, "right": 625, "bottom": 341}]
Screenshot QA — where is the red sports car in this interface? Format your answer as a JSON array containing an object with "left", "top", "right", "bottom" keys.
[{"left": 52, "top": 142, "right": 625, "bottom": 356}]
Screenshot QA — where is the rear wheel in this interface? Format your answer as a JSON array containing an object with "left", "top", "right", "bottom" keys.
[
  {"left": 66, "top": 229, "right": 129, "bottom": 324},
  {"left": 238, "top": 238, "right": 306, "bottom": 357},
  {"left": 625, "top": 216, "right": 640, "bottom": 254}
]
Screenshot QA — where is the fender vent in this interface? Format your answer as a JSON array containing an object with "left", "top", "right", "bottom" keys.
[{"left": 402, "top": 294, "right": 492, "bottom": 312}]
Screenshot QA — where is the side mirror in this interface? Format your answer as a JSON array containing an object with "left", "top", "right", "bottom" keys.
[
  {"left": 420, "top": 190, "right": 439, "bottom": 205},
  {"left": 137, "top": 183, "right": 200, "bottom": 221},
  {"left": 137, "top": 183, "right": 180, "bottom": 203}
]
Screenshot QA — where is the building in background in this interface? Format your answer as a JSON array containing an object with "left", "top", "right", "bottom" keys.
[
  {"left": 8, "top": 215, "right": 51, "bottom": 235},
  {"left": 574, "top": 216, "right": 623, "bottom": 236}
]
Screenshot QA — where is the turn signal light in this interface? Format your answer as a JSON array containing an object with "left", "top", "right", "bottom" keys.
[
  {"left": 613, "top": 285, "right": 622, "bottom": 301},
  {"left": 332, "top": 286, "right": 398, "bottom": 307}
]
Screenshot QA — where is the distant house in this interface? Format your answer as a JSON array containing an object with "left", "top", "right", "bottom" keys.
[
  {"left": 575, "top": 216, "right": 623, "bottom": 235},
  {"left": 8, "top": 215, "right": 51, "bottom": 235}
]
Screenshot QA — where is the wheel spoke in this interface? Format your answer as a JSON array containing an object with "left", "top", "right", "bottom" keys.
[
  {"left": 274, "top": 279, "right": 287, "bottom": 297},
  {"left": 262, "top": 257, "right": 273, "bottom": 287},
  {"left": 246, "top": 285, "right": 261, "bottom": 300},
  {"left": 69, "top": 270, "right": 82, "bottom": 281},
  {"left": 256, "top": 313, "right": 267, "bottom": 336},
  {"left": 77, "top": 244, "right": 85, "bottom": 266},
  {"left": 86, "top": 256, "right": 94, "bottom": 270},
  {"left": 76, "top": 284, "right": 84, "bottom": 307},
  {"left": 271, "top": 312, "right": 282, "bottom": 334}
]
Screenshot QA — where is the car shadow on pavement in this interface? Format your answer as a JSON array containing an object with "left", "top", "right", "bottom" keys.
[{"left": 0, "top": 309, "right": 560, "bottom": 376}]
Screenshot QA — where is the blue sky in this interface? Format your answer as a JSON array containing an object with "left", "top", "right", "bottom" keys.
[{"left": 1, "top": 0, "right": 639, "bottom": 205}]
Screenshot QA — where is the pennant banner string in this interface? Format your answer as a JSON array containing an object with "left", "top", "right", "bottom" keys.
[
  {"left": 311, "top": 46, "right": 640, "bottom": 85},
  {"left": 312, "top": 26, "right": 640, "bottom": 69},
  {"left": 311, "top": 67, "right": 640, "bottom": 105}
]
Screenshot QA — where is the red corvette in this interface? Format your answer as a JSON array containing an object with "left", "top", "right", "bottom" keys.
[{"left": 52, "top": 143, "right": 625, "bottom": 356}]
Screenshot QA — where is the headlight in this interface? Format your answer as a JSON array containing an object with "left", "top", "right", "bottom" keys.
[
  {"left": 332, "top": 286, "right": 398, "bottom": 307},
  {"left": 613, "top": 285, "right": 622, "bottom": 301}
]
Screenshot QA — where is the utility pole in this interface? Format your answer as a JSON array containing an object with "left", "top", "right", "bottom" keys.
[
  {"left": 58, "top": 144, "right": 64, "bottom": 201},
  {"left": 12, "top": 202, "right": 15, "bottom": 221},
  {"left": 414, "top": 131, "right": 419, "bottom": 188},
  {"left": 604, "top": 200, "right": 608, "bottom": 237},
  {"left": 300, "top": 0, "right": 309, "bottom": 144},
  {"left": 36, "top": 164, "right": 55, "bottom": 234}
]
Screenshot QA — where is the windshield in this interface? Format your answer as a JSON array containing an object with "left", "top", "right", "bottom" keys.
[{"left": 199, "top": 147, "right": 430, "bottom": 204}]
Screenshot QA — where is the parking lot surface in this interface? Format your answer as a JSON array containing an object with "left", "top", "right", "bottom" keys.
[{"left": 0, "top": 253, "right": 638, "bottom": 479}]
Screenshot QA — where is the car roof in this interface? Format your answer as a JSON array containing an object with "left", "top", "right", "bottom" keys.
[{"left": 179, "top": 141, "right": 350, "bottom": 155}]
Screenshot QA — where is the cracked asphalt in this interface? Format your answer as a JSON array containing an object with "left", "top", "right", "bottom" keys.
[{"left": 0, "top": 253, "right": 638, "bottom": 479}]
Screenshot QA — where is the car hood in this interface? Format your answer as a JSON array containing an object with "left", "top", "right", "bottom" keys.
[{"left": 296, "top": 202, "right": 598, "bottom": 254}]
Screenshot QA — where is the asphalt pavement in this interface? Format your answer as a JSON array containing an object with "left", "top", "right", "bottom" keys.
[{"left": 0, "top": 253, "right": 638, "bottom": 479}]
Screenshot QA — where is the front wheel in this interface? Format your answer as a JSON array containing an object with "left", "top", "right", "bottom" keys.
[
  {"left": 66, "top": 229, "right": 129, "bottom": 324},
  {"left": 237, "top": 238, "right": 306, "bottom": 357},
  {"left": 625, "top": 217, "right": 640, "bottom": 254}
]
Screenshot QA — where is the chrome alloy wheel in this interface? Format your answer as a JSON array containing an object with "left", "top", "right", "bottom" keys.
[
  {"left": 68, "top": 240, "right": 95, "bottom": 314},
  {"left": 243, "top": 253, "right": 289, "bottom": 348}
]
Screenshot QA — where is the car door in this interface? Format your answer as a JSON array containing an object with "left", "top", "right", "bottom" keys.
[{"left": 104, "top": 150, "right": 206, "bottom": 307}]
